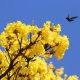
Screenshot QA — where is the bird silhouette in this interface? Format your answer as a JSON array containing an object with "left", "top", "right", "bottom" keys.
[{"left": 66, "top": 14, "right": 78, "bottom": 22}]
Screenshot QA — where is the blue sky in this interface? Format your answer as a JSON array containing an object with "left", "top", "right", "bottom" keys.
[{"left": 0, "top": 0, "right": 80, "bottom": 77}]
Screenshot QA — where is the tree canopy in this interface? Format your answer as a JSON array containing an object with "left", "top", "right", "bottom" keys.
[{"left": 0, "top": 21, "right": 78, "bottom": 80}]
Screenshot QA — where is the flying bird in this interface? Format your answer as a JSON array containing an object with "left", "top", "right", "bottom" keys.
[{"left": 66, "top": 14, "right": 78, "bottom": 22}]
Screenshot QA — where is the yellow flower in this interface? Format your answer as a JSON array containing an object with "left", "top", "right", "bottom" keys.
[
  {"left": 53, "top": 35, "right": 69, "bottom": 60},
  {"left": 28, "top": 58, "right": 46, "bottom": 75},
  {"left": 0, "top": 50, "right": 9, "bottom": 69},
  {"left": 68, "top": 75, "right": 78, "bottom": 80},
  {"left": 37, "top": 58, "right": 47, "bottom": 74},
  {"left": 51, "top": 24, "right": 61, "bottom": 33},
  {"left": 0, "top": 32, "right": 8, "bottom": 47},
  {"left": 27, "top": 25, "right": 40, "bottom": 33},
  {"left": 31, "top": 43, "right": 45, "bottom": 56},
  {"left": 5, "top": 21, "right": 28, "bottom": 36},
  {"left": 43, "top": 21, "right": 51, "bottom": 29},
  {"left": 48, "top": 62, "right": 55, "bottom": 70},
  {"left": 55, "top": 67, "right": 64, "bottom": 76},
  {"left": 0, "top": 50, "right": 5, "bottom": 60}
]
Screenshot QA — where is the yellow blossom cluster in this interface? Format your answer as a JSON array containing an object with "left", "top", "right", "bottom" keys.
[{"left": 0, "top": 21, "right": 79, "bottom": 80}]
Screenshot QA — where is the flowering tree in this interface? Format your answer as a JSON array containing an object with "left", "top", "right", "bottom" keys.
[{"left": 0, "top": 21, "right": 78, "bottom": 80}]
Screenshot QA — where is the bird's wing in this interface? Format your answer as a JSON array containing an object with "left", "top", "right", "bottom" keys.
[
  {"left": 70, "top": 16, "right": 78, "bottom": 19},
  {"left": 70, "top": 19, "right": 74, "bottom": 21},
  {"left": 68, "top": 19, "right": 74, "bottom": 22}
]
